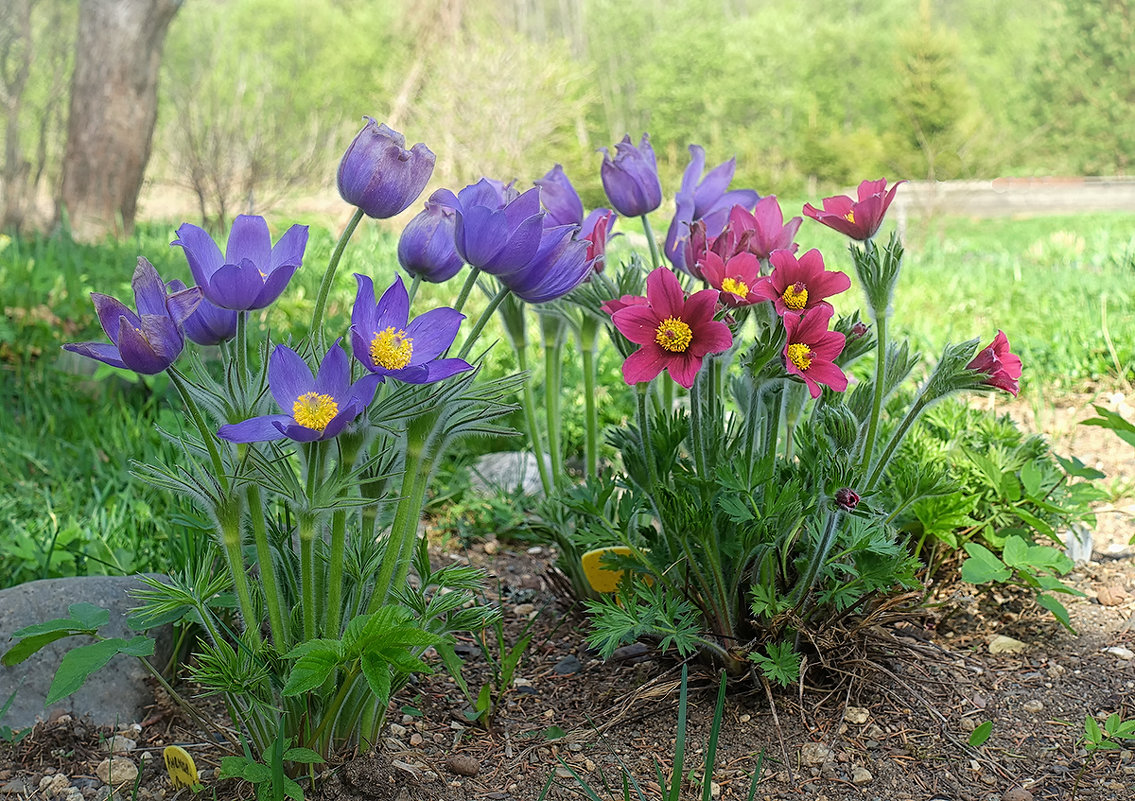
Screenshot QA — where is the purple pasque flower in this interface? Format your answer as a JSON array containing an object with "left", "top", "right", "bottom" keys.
[
  {"left": 350, "top": 274, "right": 473, "bottom": 384},
  {"left": 535, "top": 164, "right": 586, "bottom": 226},
  {"left": 500, "top": 220, "right": 594, "bottom": 303},
  {"left": 600, "top": 134, "right": 663, "bottom": 218},
  {"left": 397, "top": 189, "right": 466, "bottom": 283},
  {"left": 452, "top": 179, "right": 545, "bottom": 276},
  {"left": 665, "top": 144, "right": 759, "bottom": 272},
  {"left": 172, "top": 215, "right": 308, "bottom": 311},
  {"left": 337, "top": 117, "right": 435, "bottom": 219},
  {"left": 217, "top": 343, "right": 381, "bottom": 443},
  {"left": 167, "top": 279, "right": 237, "bottom": 345},
  {"left": 64, "top": 258, "right": 201, "bottom": 375}
]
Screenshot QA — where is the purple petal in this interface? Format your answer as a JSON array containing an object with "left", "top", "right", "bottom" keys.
[
  {"left": 278, "top": 422, "right": 325, "bottom": 443},
  {"left": 269, "top": 224, "right": 309, "bottom": 271},
  {"left": 132, "top": 258, "right": 168, "bottom": 317},
  {"left": 313, "top": 342, "right": 350, "bottom": 397},
  {"left": 403, "top": 307, "right": 464, "bottom": 362},
  {"left": 692, "top": 159, "right": 738, "bottom": 218},
  {"left": 454, "top": 206, "right": 508, "bottom": 267},
  {"left": 374, "top": 275, "right": 410, "bottom": 330},
  {"left": 225, "top": 215, "right": 271, "bottom": 269},
  {"left": 166, "top": 286, "right": 203, "bottom": 327},
  {"left": 350, "top": 326, "right": 377, "bottom": 372},
  {"left": 62, "top": 342, "right": 126, "bottom": 370},
  {"left": 482, "top": 213, "right": 543, "bottom": 275},
  {"left": 217, "top": 415, "right": 293, "bottom": 443},
  {"left": 91, "top": 293, "right": 139, "bottom": 345},
  {"left": 171, "top": 223, "right": 224, "bottom": 285},
  {"left": 251, "top": 263, "right": 297, "bottom": 309},
  {"left": 351, "top": 274, "right": 378, "bottom": 339},
  {"left": 319, "top": 399, "right": 364, "bottom": 440},
  {"left": 116, "top": 321, "right": 172, "bottom": 374},
  {"left": 393, "top": 358, "right": 473, "bottom": 384},
  {"left": 268, "top": 345, "right": 314, "bottom": 412},
  {"left": 209, "top": 259, "right": 265, "bottom": 310},
  {"left": 345, "top": 373, "right": 384, "bottom": 408}
]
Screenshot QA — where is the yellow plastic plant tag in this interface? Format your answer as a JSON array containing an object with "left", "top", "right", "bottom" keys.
[
  {"left": 581, "top": 546, "right": 636, "bottom": 593},
  {"left": 163, "top": 745, "right": 199, "bottom": 790}
]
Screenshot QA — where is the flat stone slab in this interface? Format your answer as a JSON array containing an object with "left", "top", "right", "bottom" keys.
[
  {"left": 0, "top": 575, "right": 173, "bottom": 730},
  {"left": 469, "top": 451, "right": 550, "bottom": 498}
]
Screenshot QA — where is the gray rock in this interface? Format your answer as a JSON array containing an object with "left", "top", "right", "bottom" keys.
[
  {"left": 0, "top": 576, "right": 174, "bottom": 729},
  {"left": 553, "top": 655, "right": 582, "bottom": 676},
  {"left": 851, "top": 766, "right": 873, "bottom": 785},
  {"left": 800, "top": 742, "right": 833, "bottom": 766},
  {"left": 469, "top": 452, "right": 550, "bottom": 497}
]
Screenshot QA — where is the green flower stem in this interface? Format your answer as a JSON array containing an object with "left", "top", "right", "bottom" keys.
[
  {"left": 235, "top": 311, "right": 249, "bottom": 399},
  {"left": 763, "top": 384, "right": 783, "bottom": 472},
  {"left": 640, "top": 214, "right": 662, "bottom": 269},
  {"left": 304, "top": 665, "right": 360, "bottom": 753},
  {"left": 406, "top": 274, "right": 421, "bottom": 307},
  {"left": 742, "top": 379, "right": 761, "bottom": 484},
  {"left": 457, "top": 284, "right": 512, "bottom": 360},
  {"left": 515, "top": 344, "right": 554, "bottom": 497},
  {"left": 368, "top": 412, "right": 435, "bottom": 611},
  {"left": 791, "top": 508, "right": 844, "bottom": 612},
  {"left": 540, "top": 314, "right": 567, "bottom": 489},
  {"left": 245, "top": 483, "right": 288, "bottom": 649},
  {"left": 662, "top": 372, "right": 674, "bottom": 417},
  {"left": 636, "top": 384, "right": 660, "bottom": 488},
  {"left": 690, "top": 367, "right": 708, "bottom": 479},
  {"left": 578, "top": 315, "right": 600, "bottom": 478},
  {"left": 452, "top": 267, "right": 482, "bottom": 315},
  {"left": 859, "top": 312, "right": 887, "bottom": 473},
  {"left": 310, "top": 207, "right": 365, "bottom": 350},
  {"left": 299, "top": 513, "right": 317, "bottom": 642},
  {"left": 325, "top": 509, "right": 347, "bottom": 637},
  {"left": 865, "top": 393, "right": 930, "bottom": 491},
  {"left": 218, "top": 499, "right": 260, "bottom": 646},
  {"left": 167, "top": 368, "right": 228, "bottom": 494}
]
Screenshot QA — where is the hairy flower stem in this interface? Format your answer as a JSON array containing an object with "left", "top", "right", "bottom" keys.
[
  {"left": 859, "top": 312, "right": 887, "bottom": 473},
  {"left": 218, "top": 498, "right": 260, "bottom": 646},
  {"left": 368, "top": 412, "right": 435, "bottom": 611},
  {"left": 791, "top": 508, "right": 844, "bottom": 612},
  {"left": 637, "top": 384, "right": 660, "bottom": 488},
  {"left": 167, "top": 368, "right": 228, "bottom": 494},
  {"left": 866, "top": 394, "right": 930, "bottom": 491},
  {"left": 310, "top": 207, "right": 365, "bottom": 350},
  {"left": 578, "top": 315, "right": 600, "bottom": 478},
  {"left": 235, "top": 311, "right": 249, "bottom": 400},
  {"left": 640, "top": 214, "right": 662, "bottom": 269},
  {"left": 764, "top": 384, "right": 783, "bottom": 472},
  {"left": 457, "top": 285, "right": 511, "bottom": 360},
  {"left": 246, "top": 483, "right": 288, "bottom": 649},
  {"left": 452, "top": 267, "right": 481, "bottom": 315},
  {"left": 515, "top": 345, "right": 554, "bottom": 497},
  {"left": 540, "top": 314, "right": 567, "bottom": 489},
  {"left": 406, "top": 274, "right": 421, "bottom": 307},
  {"left": 299, "top": 443, "right": 326, "bottom": 641},
  {"left": 325, "top": 510, "right": 347, "bottom": 636}
]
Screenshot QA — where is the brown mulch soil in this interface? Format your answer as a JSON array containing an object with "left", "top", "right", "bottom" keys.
[{"left": 2, "top": 392, "right": 1133, "bottom": 801}]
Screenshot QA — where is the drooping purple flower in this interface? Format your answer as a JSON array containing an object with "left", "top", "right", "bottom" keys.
[
  {"left": 350, "top": 274, "right": 473, "bottom": 384},
  {"left": 166, "top": 279, "right": 237, "bottom": 345},
  {"left": 452, "top": 179, "right": 545, "bottom": 276},
  {"left": 665, "top": 144, "right": 759, "bottom": 273},
  {"left": 397, "top": 189, "right": 466, "bottom": 283},
  {"left": 172, "top": 215, "right": 308, "bottom": 311},
  {"left": 217, "top": 343, "right": 381, "bottom": 443},
  {"left": 500, "top": 221, "right": 594, "bottom": 303},
  {"left": 600, "top": 134, "right": 663, "bottom": 218},
  {"left": 535, "top": 164, "right": 586, "bottom": 226},
  {"left": 63, "top": 258, "right": 201, "bottom": 375},
  {"left": 337, "top": 117, "right": 435, "bottom": 219}
]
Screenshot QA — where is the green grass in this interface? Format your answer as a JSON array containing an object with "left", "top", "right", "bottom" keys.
[{"left": 1, "top": 211, "right": 1131, "bottom": 589}]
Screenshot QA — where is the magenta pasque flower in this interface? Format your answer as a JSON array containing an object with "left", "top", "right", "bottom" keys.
[
  {"left": 782, "top": 306, "right": 848, "bottom": 398},
  {"left": 350, "top": 274, "right": 472, "bottom": 384},
  {"left": 665, "top": 144, "right": 758, "bottom": 272},
  {"left": 803, "top": 178, "right": 905, "bottom": 241},
  {"left": 608, "top": 267, "right": 732, "bottom": 388},
  {"left": 172, "top": 215, "right": 308, "bottom": 311},
  {"left": 337, "top": 117, "right": 435, "bottom": 219},
  {"left": 599, "top": 134, "right": 663, "bottom": 218},
  {"left": 580, "top": 208, "right": 616, "bottom": 273},
  {"left": 217, "top": 343, "right": 381, "bottom": 443},
  {"left": 753, "top": 249, "right": 851, "bottom": 317},
  {"left": 720, "top": 197, "right": 802, "bottom": 262},
  {"left": 699, "top": 251, "right": 761, "bottom": 306},
  {"left": 64, "top": 258, "right": 201, "bottom": 374},
  {"left": 967, "top": 330, "right": 1022, "bottom": 396}
]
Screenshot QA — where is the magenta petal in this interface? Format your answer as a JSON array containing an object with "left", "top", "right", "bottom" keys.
[
  {"left": 622, "top": 345, "right": 667, "bottom": 385},
  {"left": 646, "top": 268, "right": 684, "bottom": 319},
  {"left": 667, "top": 352, "right": 703, "bottom": 389},
  {"left": 689, "top": 320, "right": 732, "bottom": 358},
  {"left": 805, "top": 360, "right": 848, "bottom": 393},
  {"left": 613, "top": 305, "right": 663, "bottom": 346}
]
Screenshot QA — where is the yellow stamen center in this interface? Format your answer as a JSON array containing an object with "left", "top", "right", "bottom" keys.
[
  {"left": 782, "top": 282, "right": 808, "bottom": 310},
  {"left": 292, "top": 392, "right": 339, "bottom": 432},
  {"left": 654, "top": 317, "right": 693, "bottom": 353},
  {"left": 786, "top": 343, "right": 813, "bottom": 371},
  {"left": 721, "top": 277, "right": 749, "bottom": 297},
  {"left": 369, "top": 326, "right": 414, "bottom": 370},
  {"left": 845, "top": 210, "right": 855, "bottom": 223}
]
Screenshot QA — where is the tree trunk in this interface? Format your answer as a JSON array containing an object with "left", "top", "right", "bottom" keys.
[{"left": 57, "top": 0, "right": 180, "bottom": 242}]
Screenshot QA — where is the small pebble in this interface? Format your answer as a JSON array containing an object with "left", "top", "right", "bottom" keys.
[
  {"left": 445, "top": 755, "right": 479, "bottom": 777},
  {"left": 513, "top": 603, "right": 536, "bottom": 616},
  {"left": 1023, "top": 699, "right": 1044, "bottom": 714},
  {"left": 845, "top": 706, "right": 869, "bottom": 724},
  {"left": 101, "top": 736, "right": 137, "bottom": 754},
  {"left": 95, "top": 757, "right": 138, "bottom": 786},
  {"left": 988, "top": 635, "right": 1027, "bottom": 654},
  {"left": 1105, "top": 646, "right": 1134, "bottom": 661},
  {"left": 410, "top": 733, "right": 423, "bottom": 746},
  {"left": 482, "top": 539, "right": 499, "bottom": 555},
  {"left": 800, "top": 743, "right": 833, "bottom": 766},
  {"left": 553, "top": 654, "right": 583, "bottom": 675},
  {"left": 1003, "top": 787, "right": 1033, "bottom": 801},
  {"left": 851, "top": 766, "right": 873, "bottom": 786}
]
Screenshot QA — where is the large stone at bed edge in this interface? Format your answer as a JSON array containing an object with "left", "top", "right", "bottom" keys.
[{"left": 0, "top": 575, "right": 174, "bottom": 730}]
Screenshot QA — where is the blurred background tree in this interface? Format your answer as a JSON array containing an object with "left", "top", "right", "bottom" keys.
[{"left": 0, "top": 0, "right": 1128, "bottom": 235}]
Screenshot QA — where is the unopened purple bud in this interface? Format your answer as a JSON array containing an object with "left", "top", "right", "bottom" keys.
[
  {"left": 835, "top": 487, "right": 860, "bottom": 510},
  {"left": 850, "top": 322, "right": 869, "bottom": 339},
  {"left": 337, "top": 117, "right": 435, "bottom": 219}
]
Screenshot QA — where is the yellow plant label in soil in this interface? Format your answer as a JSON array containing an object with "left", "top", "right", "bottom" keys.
[
  {"left": 163, "top": 745, "right": 198, "bottom": 789},
  {"left": 581, "top": 546, "right": 636, "bottom": 593}
]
